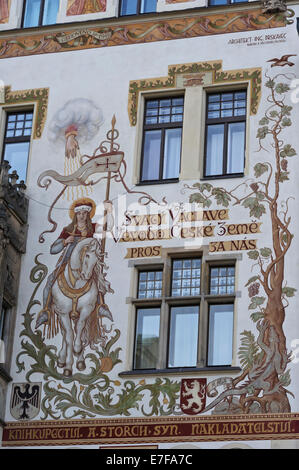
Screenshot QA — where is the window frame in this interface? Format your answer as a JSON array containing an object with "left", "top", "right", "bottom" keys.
[
  {"left": 133, "top": 305, "right": 161, "bottom": 370},
  {"left": 206, "top": 301, "right": 235, "bottom": 367},
  {"left": 130, "top": 254, "right": 237, "bottom": 373},
  {"left": 208, "top": 0, "right": 249, "bottom": 5},
  {"left": 203, "top": 89, "right": 247, "bottom": 179},
  {"left": 0, "top": 300, "right": 11, "bottom": 366},
  {"left": 137, "top": 268, "right": 163, "bottom": 299},
  {"left": 119, "top": 0, "right": 157, "bottom": 17},
  {"left": 1, "top": 108, "right": 34, "bottom": 183},
  {"left": 21, "top": 0, "right": 59, "bottom": 28},
  {"left": 166, "top": 303, "right": 200, "bottom": 369},
  {"left": 139, "top": 95, "right": 184, "bottom": 185},
  {"left": 0, "top": 302, "right": 8, "bottom": 342}
]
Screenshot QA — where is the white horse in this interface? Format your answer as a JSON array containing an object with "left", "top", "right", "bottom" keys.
[{"left": 51, "top": 237, "right": 113, "bottom": 377}]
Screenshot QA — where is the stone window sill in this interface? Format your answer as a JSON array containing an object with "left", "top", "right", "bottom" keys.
[{"left": 119, "top": 366, "right": 242, "bottom": 377}]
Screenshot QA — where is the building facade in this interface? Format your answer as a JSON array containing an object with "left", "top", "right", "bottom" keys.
[{"left": 0, "top": 0, "right": 299, "bottom": 450}]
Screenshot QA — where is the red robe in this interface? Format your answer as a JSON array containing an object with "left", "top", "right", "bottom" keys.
[{"left": 58, "top": 223, "right": 96, "bottom": 240}]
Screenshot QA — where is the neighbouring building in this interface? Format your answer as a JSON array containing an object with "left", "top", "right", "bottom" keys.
[{"left": 0, "top": 0, "right": 299, "bottom": 450}]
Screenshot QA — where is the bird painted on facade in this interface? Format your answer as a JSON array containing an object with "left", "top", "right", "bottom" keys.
[
  {"left": 267, "top": 54, "right": 297, "bottom": 67},
  {"left": 11, "top": 384, "right": 40, "bottom": 420}
]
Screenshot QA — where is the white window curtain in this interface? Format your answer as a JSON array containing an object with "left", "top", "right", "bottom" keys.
[
  {"left": 208, "top": 304, "right": 234, "bottom": 366},
  {"left": 168, "top": 306, "right": 199, "bottom": 368}
]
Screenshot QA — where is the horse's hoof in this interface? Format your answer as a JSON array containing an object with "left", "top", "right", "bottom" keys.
[
  {"left": 63, "top": 369, "right": 72, "bottom": 377},
  {"left": 77, "top": 360, "right": 86, "bottom": 371},
  {"left": 57, "top": 362, "right": 66, "bottom": 368}
]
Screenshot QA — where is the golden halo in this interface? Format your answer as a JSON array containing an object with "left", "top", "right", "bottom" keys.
[{"left": 69, "top": 197, "right": 96, "bottom": 220}]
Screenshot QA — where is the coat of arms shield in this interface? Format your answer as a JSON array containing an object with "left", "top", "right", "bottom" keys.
[
  {"left": 10, "top": 382, "right": 41, "bottom": 421},
  {"left": 180, "top": 378, "right": 207, "bottom": 415}
]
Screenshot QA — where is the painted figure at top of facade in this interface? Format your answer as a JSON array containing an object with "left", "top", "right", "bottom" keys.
[
  {"left": 67, "top": 0, "right": 106, "bottom": 15},
  {"left": 0, "top": 0, "right": 9, "bottom": 23}
]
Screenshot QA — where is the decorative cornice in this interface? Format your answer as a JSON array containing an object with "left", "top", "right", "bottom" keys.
[
  {"left": 128, "top": 61, "right": 262, "bottom": 126},
  {"left": 0, "top": 8, "right": 293, "bottom": 60}
]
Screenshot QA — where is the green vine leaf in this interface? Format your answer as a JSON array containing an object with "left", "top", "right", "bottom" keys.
[
  {"left": 250, "top": 312, "right": 265, "bottom": 323},
  {"left": 280, "top": 144, "right": 296, "bottom": 158},
  {"left": 269, "top": 110, "right": 278, "bottom": 117},
  {"left": 189, "top": 192, "right": 211, "bottom": 207},
  {"left": 211, "top": 188, "right": 231, "bottom": 207},
  {"left": 282, "top": 287, "right": 297, "bottom": 297},
  {"left": 275, "top": 83, "right": 290, "bottom": 94},
  {"left": 281, "top": 118, "right": 292, "bottom": 127},
  {"left": 245, "top": 275, "right": 260, "bottom": 287},
  {"left": 192, "top": 182, "right": 213, "bottom": 192},
  {"left": 281, "top": 105, "right": 292, "bottom": 116},
  {"left": 248, "top": 296, "right": 266, "bottom": 310},
  {"left": 247, "top": 250, "right": 259, "bottom": 260},
  {"left": 242, "top": 197, "right": 266, "bottom": 219},
  {"left": 254, "top": 162, "right": 268, "bottom": 177},
  {"left": 265, "top": 78, "right": 275, "bottom": 89},
  {"left": 256, "top": 126, "right": 269, "bottom": 139},
  {"left": 279, "top": 171, "right": 290, "bottom": 182},
  {"left": 260, "top": 247, "right": 272, "bottom": 258},
  {"left": 259, "top": 117, "right": 269, "bottom": 125}
]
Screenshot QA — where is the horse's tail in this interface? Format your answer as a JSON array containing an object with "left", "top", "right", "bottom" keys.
[{"left": 81, "top": 308, "right": 104, "bottom": 350}]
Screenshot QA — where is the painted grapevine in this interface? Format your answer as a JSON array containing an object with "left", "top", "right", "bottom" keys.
[{"left": 187, "top": 71, "right": 297, "bottom": 414}]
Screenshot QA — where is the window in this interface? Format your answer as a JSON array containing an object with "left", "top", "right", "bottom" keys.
[
  {"left": 120, "top": 0, "right": 157, "bottom": 16},
  {"left": 2, "top": 110, "right": 33, "bottom": 182},
  {"left": 137, "top": 270, "right": 163, "bottom": 299},
  {"left": 134, "top": 307, "right": 160, "bottom": 369},
  {"left": 207, "top": 265, "right": 235, "bottom": 366},
  {"left": 131, "top": 257, "right": 236, "bottom": 371},
  {"left": 0, "top": 302, "right": 10, "bottom": 364},
  {"left": 140, "top": 97, "right": 184, "bottom": 183},
  {"left": 208, "top": 304, "right": 234, "bottom": 366},
  {"left": 171, "top": 259, "right": 201, "bottom": 297},
  {"left": 209, "top": 266, "right": 235, "bottom": 295},
  {"left": 204, "top": 90, "right": 247, "bottom": 178},
  {"left": 22, "top": 0, "right": 59, "bottom": 28},
  {"left": 168, "top": 305, "right": 199, "bottom": 368},
  {"left": 209, "top": 0, "right": 248, "bottom": 5}
]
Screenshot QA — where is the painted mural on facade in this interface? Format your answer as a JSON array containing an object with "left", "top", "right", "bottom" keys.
[
  {"left": 0, "top": 0, "right": 10, "bottom": 24},
  {"left": 13, "top": 53, "right": 297, "bottom": 422},
  {"left": 67, "top": 0, "right": 106, "bottom": 15},
  {"left": 16, "top": 102, "right": 179, "bottom": 419}
]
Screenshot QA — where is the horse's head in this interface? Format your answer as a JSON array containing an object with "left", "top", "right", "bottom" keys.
[{"left": 79, "top": 239, "right": 101, "bottom": 281}]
